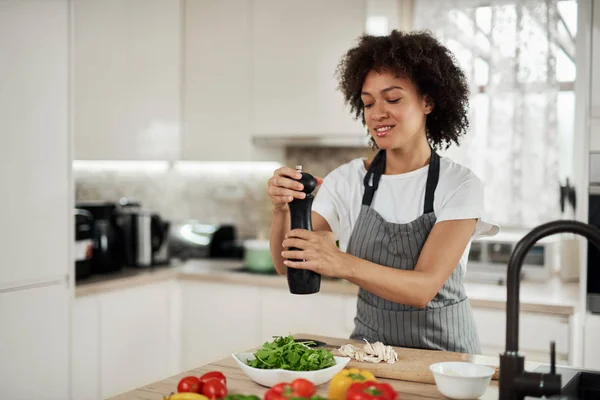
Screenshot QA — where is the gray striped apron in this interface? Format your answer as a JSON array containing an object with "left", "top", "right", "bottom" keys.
[{"left": 347, "top": 149, "right": 481, "bottom": 354}]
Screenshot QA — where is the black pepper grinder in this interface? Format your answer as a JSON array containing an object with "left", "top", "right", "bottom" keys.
[{"left": 287, "top": 165, "right": 320, "bottom": 295}]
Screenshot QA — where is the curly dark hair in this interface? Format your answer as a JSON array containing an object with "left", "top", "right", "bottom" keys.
[{"left": 336, "top": 30, "right": 470, "bottom": 150}]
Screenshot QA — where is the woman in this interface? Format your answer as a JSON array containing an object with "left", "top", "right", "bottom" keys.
[{"left": 267, "top": 30, "right": 498, "bottom": 354}]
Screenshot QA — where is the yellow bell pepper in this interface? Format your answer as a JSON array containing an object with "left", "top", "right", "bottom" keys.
[{"left": 328, "top": 368, "right": 377, "bottom": 400}]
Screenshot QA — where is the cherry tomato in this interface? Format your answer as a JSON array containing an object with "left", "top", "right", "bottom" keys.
[
  {"left": 177, "top": 376, "right": 202, "bottom": 393},
  {"left": 264, "top": 383, "right": 288, "bottom": 400},
  {"left": 264, "top": 391, "right": 286, "bottom": 400},
  {"left": 199, "top": 371, "right": 227, "bottom": 386},
  {"left": 290, "top": 378, "right": 316, "bottom": 398},
  {"left": 202, "top": 378, "right": 228, "bottom": 399}
]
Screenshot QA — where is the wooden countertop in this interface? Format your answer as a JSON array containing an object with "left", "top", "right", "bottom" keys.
[
  {"left": 75, "top": 259, "right": 580, "bottom": 315},
  {"left": 108, "top": 333, "right": 504, "bottom": 400}
]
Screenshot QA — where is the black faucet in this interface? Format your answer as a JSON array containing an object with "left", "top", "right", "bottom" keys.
[{"left": 499, "top": 220, "right": 600, "bottom": 400}]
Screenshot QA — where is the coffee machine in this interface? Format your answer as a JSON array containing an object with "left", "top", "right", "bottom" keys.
[
  {"left": 75, "top": 201, "right": 125, "bottom": 274},
  {"left": 117, "top": 199, "right": 169, "bottom": 268}
]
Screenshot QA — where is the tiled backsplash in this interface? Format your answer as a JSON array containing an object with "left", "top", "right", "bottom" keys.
[
  {"left": 74, "top": 147, "right": 374, "bottom": 239},
  {"left": 285, "top": 146, "right": 375, "bottom": 182}
]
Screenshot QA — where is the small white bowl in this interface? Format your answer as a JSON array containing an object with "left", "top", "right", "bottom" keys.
[
  {"left": 232, "top": 352, "right": 350, "bottom": 387},
  {"left": 430, "top": 361, "right": 495, "bottom": 399}
]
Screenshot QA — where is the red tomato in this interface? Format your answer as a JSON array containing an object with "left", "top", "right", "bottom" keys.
[
  {"left": 270, "top": 383, "right": 288, "bottom": 393},
  {"left": 264, "top": 383, "right": 288, "bottom": 400},
  {"left": 264, "top": 392, "right": 285, "bottom": 400},
  {"left": 199, "top": 371, "right": 227, "bottom": 386},
  {"left": 202, "top": 378, "right": 228, "bottom": 399},
  {"left": 290, "top": 378, "right": 316, "bottom": 398},
  {"left": 177, "top": 376, "right": 202, "bottom": 393}
]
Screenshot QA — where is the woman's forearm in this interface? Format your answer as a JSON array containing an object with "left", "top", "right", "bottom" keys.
[
  {"left": 270, "top": 208, "right": 291, "bottom": 275},
  {"left": 340, "top": 253, "right": 437, "bottom": 307}
]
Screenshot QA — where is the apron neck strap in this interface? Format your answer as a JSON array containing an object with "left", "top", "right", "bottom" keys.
[
  {"left": 362, "top": 150, "right": 386, "bottom": 206},
  {"left": 423, "top": 150, "right": 440, "bottom": 214},
  {"left": 361, "top": 148, "right": 441, "bottom": 213}
]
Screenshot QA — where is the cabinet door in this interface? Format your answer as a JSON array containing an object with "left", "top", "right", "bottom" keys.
[
  {"left": 471, "top": 307, "right": 570, "bottom": 363},
  {"left": 181, "top": 281, "right": 262, "bottom": 370},
  {"left": 74, "top": 0, "right": 181, "bottom": 161},
  {"left": 183, "top": 0, "right": 257, "bottom": 161},
  {"left": 583, "top": 314, "right": 600, "bottom": 369},
  {"left": 71, "top": 296, "right": 101, "bottom": 400},
  {"left": 0, "top": 284, "right": 69, "bottom": 400},
  {"left": 99, "top": 282, "right": 173, "bottom": 399},
  {"left": 343, "top": 295, "right": 358, "bottom": 339},
  {"left": 0, "top": 0, "right": 70, "bottom": 287},
  {"left": 591, "top": 118, "right": 600, "bottom": 152},
  {"left": 252, "top": 0, "right": 366, "bottom": 137},
  {"left": 260, "top": 288, "right": 349, "bottom": 341},
  {"left": 591, "top": 0, "right": 600, "bottom": 118}
]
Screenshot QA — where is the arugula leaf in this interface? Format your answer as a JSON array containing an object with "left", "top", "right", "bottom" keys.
[{"left": 246, "top": 335, "right": 336, "bottom": 371}]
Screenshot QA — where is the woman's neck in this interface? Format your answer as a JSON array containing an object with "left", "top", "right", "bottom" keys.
[{"left": 384, "top": 136, "right": 432, "bottom": 175}]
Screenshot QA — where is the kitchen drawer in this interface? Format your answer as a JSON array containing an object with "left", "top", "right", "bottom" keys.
[{"left": 471, "top": 307, "right": 569, "bottom": 355}]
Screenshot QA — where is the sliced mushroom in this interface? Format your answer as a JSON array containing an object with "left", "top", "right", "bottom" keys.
[{"left": 338, "top": 339, "right": 398, "bottom": 364}]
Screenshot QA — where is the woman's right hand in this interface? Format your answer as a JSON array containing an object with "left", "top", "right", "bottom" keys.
[{"left": 267, "top": 166, "right": 322, "bottom": 211}]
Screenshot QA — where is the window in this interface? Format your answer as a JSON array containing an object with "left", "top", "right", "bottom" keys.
[{"left": 414, "top": 0, "right": 577, "bottom": 229}]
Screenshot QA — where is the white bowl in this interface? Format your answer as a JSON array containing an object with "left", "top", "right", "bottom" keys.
[
  {"left": 429, "top": 362, "right": 495, "bottom": 399},
  {"left": 232, "top": 352, "right": 350, "bottom": 387}
]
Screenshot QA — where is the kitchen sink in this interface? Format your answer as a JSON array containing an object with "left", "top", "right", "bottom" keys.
[
  {"left": 562, "top": 371, "right": 600, "bottom": 399},
  {"left": 531, "top": 365, "right": 600, "bottom": 399}
]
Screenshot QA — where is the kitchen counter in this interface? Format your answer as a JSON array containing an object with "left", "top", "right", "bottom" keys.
[
  {"left": 107, "top": 333, "right": 504, "bottom": 400},
  {"left": 75, "top": 259, "right": 580, "bottom": 315}
]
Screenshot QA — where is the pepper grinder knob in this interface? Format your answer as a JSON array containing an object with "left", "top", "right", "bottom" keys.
[{"left": 295, "top": 165, "right": 317, "bottom": 194}]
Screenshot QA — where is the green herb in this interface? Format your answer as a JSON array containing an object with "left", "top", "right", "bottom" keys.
[
  {"left": 246, "top": 335, "right": 336, "bottom": 371},
  {"left": 289, "top": 397, "right": 329, "bottom": 400},
  {"left": 224, "top": 395, "right": 260, "bottom": 400}
]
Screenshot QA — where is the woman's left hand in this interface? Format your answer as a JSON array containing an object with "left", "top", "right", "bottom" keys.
[{"left": 281, "top": 230, "right": 347, "bottom": 278}]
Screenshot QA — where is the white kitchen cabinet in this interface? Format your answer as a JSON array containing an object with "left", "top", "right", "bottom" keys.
[
  {"left": 183, "top": 0, "right": 261, "bottom": 161},
  {"left": 73, "top": 0, "right": 181, "bottom": 161},
  {"left": 591, "top": 118, "right": 600, "bottom": 152},
  {"left": 344, "top": 295, "right": 359, "bottom": 338},
  {"left": 251, "top": 0, "right": 366, "bottom": 138},
  {"left": 0, "top": 2, "right": 72, "bottom": 398},
  {"left": 99, "top": 281, "right": 176, "bottom": 399},
  {"left": 0, "top": 0, "right": 71, "bottom": 288},
  {"left": 260, "top": 287, "right": 353, "bottom": 341},
  {"left": 583, "top": 313, "right": 600, "bottom": 369},
  {"left": 0, "top": 284, "right": 70, "bottom": 400},
  {"left": 471, "top": 306, "right": 571, "bottom": 364},
  {"left": 180, "top": 281, "right": 262, "bottom": 370},
  {"left": 71, "top": 295, "right": 101, "bottom": 400},
  {"left": 71, "top": 281, "right": 178, "bottom": 400},
  {"left": 591, "top": 0, "right": 600, "bottom": 119}
]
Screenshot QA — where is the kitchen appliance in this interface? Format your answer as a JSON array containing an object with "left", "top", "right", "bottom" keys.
[
  {"left": 243, "top": 239, "right": 274, "bottom": 273},
  {"left": 153, "top": 220, "right": 171, "bottom": 265},
  {"left": 117, "top": 199, "right": 169, "bottom": 267},
  {"left": 74, "top": 208, "right": 94, "bottom": 280},
  {"left": 287, "top": 165, "right": 320, "bottom": 295},
  {"left": 75, "top": 201, "right": 124, "bottom": 274},
  {"left": 588, "top": 152, "right": 600, "bottom": 313},
  {"left": 168, "top": 222, "right": 243, "bottom": 260},
  {"left": 466, "top": 231, "right": 561, "bottom": 283}
]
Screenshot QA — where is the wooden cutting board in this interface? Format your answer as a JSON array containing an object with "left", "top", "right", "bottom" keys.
[{"left": 293, "top": 333, "right": 500, "bottom": 385}]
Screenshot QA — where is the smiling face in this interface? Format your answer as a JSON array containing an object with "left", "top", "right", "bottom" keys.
[{"left": 361, "top": 70, "right": 433, "bottom": 150}]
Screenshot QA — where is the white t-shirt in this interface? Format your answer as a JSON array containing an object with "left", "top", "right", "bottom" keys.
[{"left": 312, "top": 156, "right": 500, "bottom": 273}]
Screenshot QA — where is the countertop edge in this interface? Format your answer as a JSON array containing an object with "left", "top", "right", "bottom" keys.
[{"left": 74, "top": 264, "right": 578, "bottom": 316}]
